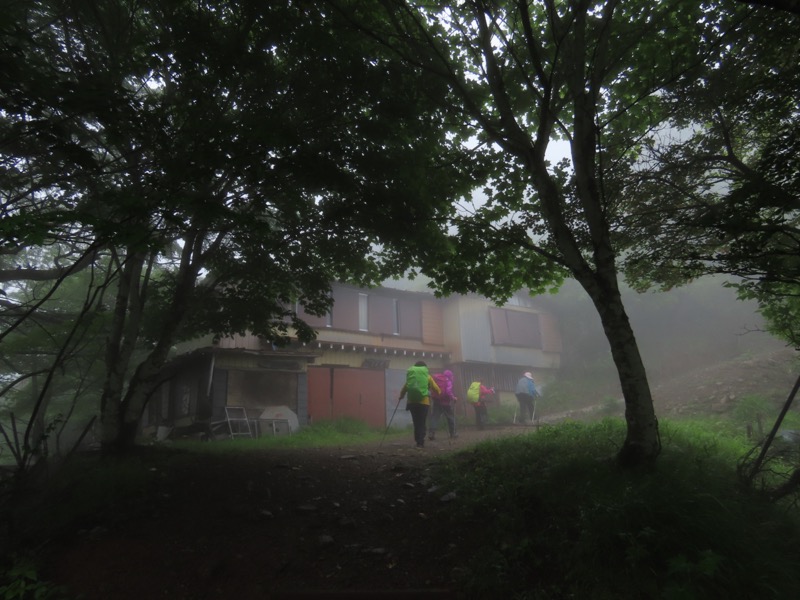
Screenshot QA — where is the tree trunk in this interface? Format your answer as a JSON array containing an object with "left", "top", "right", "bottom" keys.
[
  {"left": 527, "top": 148, "right": 662, "bottom": 467},
  {"left": 100, "top": 339, "right": 169, "bottom": 454},
  {"left": 583, "top": 271, "right": 661, "bottom": 466},
  {"left": 392, "top": 0, "right": 663, "bottom": 465},
  {"left": 100, "top": 238, "right": 203, "bottom": 454},
  {"left": 102, "top": 417, "right": 141, "bottom": 455},
  {"left": 99, "top": 251, "right": 148, "bottom": 453},
  {"left": 101, "top": 349, "right": 172, "bottom": 454},
  {"left": 106, "top": 351, "right": 171, "bottom": 454}
]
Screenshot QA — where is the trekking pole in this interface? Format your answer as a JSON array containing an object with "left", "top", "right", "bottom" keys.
[{"left": 380, "top": 396, "right": 403, "bottom": 448}]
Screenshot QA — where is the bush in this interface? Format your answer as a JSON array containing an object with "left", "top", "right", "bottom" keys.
[
  {"left": 488, "top": 402, "right": 517, "bottom": 425},
  {"left": 598, "top": 396, "right": 623, "bottom": 417},
  {"left": 0, "top": 554, "right": 69, "bottom": 600},
  {"left": 732, "top": 394, "right": 774, "bottom": 427},
  {"left": 433, "top": 419, "right": 800, "bottom": 599}
]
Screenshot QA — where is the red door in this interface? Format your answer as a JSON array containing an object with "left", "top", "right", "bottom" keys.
[
  {"left": 307, "top": 367, "right": 334, "bottom": 422},
  {"left": 307, "top": 367, "right": 386, "bottom": 428}
]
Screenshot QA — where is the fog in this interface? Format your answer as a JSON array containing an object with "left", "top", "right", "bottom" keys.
[
  {"left": 543, "top": 275, "right": 787, "bottom": 395},
  {"left": 385, "top": 272, "right": 787, "bottom": 399}
]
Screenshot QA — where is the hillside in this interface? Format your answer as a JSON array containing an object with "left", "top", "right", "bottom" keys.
[
  {"left": 539, "top": 347, "right": 799, "bottom": 427},
  {"left": 651, "top": 347, "right": 798, "bottom": 419}
]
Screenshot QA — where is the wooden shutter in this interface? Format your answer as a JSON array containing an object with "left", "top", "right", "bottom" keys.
[
  {"left": 397, "top": 298, "right": 422, "bottom": 339},
  {"left": 368, "top": 295, "right": 394, "bottom": 335},
  {"left": 421, "top": 300, "right": 444, "bottom": 345},
  {"left": 507, "top": 310, "right": 542, "bottom": 348},
  {"left": 331, "top": 287, "right": 359, "bottom": 331},
  {"left": 489, "top": 307, "right": 511, "bottom": 345}
]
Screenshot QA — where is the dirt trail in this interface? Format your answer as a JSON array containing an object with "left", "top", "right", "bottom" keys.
[{"left": 43, "top": 425, "right": 533, "bottom": 599}]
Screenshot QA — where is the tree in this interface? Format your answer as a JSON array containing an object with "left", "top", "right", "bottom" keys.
[
  {"left": 1, "top": 1, "right": 471, "bottom": 454},
  {"left": 0, "top": 249, "right": 106, "bottom": 471},
  {"left": 334, "top": 0, "right": 746, "bottom": 465},
  {"left": 591, "top": 1, "right": 800, "bottom": 495},
  {"left": 621, "top": 3, "right": 800, "bottom": 349},
  {"left": 742, "top": 0, "right": 800, "bottom": 15}
]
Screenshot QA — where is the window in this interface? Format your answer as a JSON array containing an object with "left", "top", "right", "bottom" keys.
[
  {"left": 358, "top": 293, "right": 368, "bottom": 331},
  {"left": 489, "top": 307, "right": 542, "bottom": 348},
  {"left": 327, "top": 285, "right": 423, "bottom": 337},
  {"left": 506, "top": 294, "right": 536, "bottom": 309}
]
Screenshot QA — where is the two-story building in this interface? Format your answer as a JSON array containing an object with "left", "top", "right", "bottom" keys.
[{"left": 143, "top": 282, "right": 561, "bottom": 436}]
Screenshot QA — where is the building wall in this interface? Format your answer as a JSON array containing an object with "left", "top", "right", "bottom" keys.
[
  {"left": 386, "top": 368, "right": 412, "bottom": 428},
  {"left": 210, "top": 368, "right": 228, "bottom": 420},
  {"left": 307, "top": 284, "right": 448, "bottom": 357},
  {"left": 442, "top": 296, "right": 465, "bottom": 364},
  {"left": 311, "top": 347, "right": 447, "bottom": 371},
  {"left": 449, "top": 295, "right": 561, "bottom": 369},
  {"left": 153, "top": 284, "right": 562, "bottom": 434},
  {"left": 216, "top": 332, "right": 261, "bottom": 350},
  {"left": 143, "top": 360, "right": 207, "bottom": 430},
  {"left": 454, "top": 295, "right": 495, "bottom": 363},
  {"left": 224, "top": 370, "right": 298, "bottom": 412},
  {"left": 297, "top": 373, "right": 308, "bottom": 426},
  {"left": 300, "top": 288, "right": 562, "bottom": 426}
]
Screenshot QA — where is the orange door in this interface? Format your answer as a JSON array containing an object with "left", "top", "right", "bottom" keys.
[
  {"left": 307, "top": 367, "right": 334, "bottom": 422},
  {"left": 307, "top": 367, "right": 386, "bottom": 428}
]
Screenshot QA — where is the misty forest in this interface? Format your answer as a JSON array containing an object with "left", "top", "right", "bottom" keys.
[{"left": 2, "top": 1, "right": 800, "bottom": 598}]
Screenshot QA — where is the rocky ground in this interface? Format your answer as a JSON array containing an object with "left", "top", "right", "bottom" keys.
[
  {"left": 33, "top": 347, "right": 800, "bottom": 599},
  {"left": 651, "top": 347, "right": 798, "bottom": 418}
]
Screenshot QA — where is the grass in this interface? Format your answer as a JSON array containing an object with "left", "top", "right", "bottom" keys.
[
  {"left": 168, "top": 415, "right": 405, "bottom": 452},
  {"left": 431, "top": 418, "right": 800, "bottom": 599},
  {"left": 4, "top": 416, "right": 800, "bottom": 599}
]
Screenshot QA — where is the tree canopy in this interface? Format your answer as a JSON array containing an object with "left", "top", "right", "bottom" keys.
[
  {"left": 621, "top": 2, "right": 800, "bottom": 347},
  {"left": 2, "top": 0, "right": 797, "bottom": 466},
  {"left": 1, "top": 0, "right": 472, "bottom": 454},
  {"left": 332, "top": 0, "right": 737, "bottom": 464},
  {"left": 328, "top": 0, "right": 799, "bottom": 464}
]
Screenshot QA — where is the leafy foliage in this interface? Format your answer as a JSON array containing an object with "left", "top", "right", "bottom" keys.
[
  {"left": 0, "top": 554, "right": 69, "bottom": 600},
  {"left": 334, "top": 0, "right": 765, "bottom": 463},
  {"left": 621, "top": 4, "right": 800, "bottom": 347},
  {"left": 1, "top": 1, "right": 473, "bottom": 451}
]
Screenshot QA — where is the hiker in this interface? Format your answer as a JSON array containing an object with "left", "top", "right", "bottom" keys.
[
  {"left": 428, "top": 370, "right": 458, "bottom": 441},
  {"left": 467, "top": 380, "right": 495, "bottom": 430},
  {"left": 398, "top": 361, "right": 440, "bottom": 448},
  {"left": 514, "top": 371, "right": 539, "bottom": 424}
]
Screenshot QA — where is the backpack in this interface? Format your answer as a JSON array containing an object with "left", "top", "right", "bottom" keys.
[
  {"left": 467, "top": 381, "right": 482, "bottom": 404},
  {"left": 405, "top": 365, "right": 430, "bottom": 403},
  {"left": 431, "top": 372, "right": 448, "bottom": 401}
]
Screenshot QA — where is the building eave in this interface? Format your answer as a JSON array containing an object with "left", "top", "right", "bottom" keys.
[{"left": 306, "top": 339, "right": 450, "bottom": 361}]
